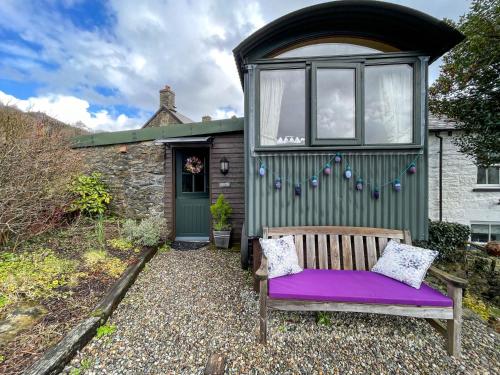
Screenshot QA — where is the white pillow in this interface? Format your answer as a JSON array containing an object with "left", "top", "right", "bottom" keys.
[
  {"left": 371, "top": 240, "right": 438, "bottom": 289},
  {"left": 259, "top": 235, "right": 303, "bottom": 279}
]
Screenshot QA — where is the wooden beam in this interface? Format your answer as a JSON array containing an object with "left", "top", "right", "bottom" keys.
[{"left": 268, "top": 299, "right": 453, "bottom": 319}]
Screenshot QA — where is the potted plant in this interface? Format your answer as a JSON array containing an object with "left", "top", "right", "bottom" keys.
[{"left": 210, "top": 194, "right": 232, "bottom": 248}]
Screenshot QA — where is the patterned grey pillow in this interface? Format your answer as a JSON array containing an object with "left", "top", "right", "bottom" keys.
[
  {"left": 371, "top": 240, "right": 438, "bottom": 289},
  {"left": 259, "top": 235, "right": 303, "bottom": 279}
]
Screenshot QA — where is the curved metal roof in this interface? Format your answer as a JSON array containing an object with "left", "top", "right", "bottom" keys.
[{"left": 233, "top": 0, "right": 464, "bottom": 84}]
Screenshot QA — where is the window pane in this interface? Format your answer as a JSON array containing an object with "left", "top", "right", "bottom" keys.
[
  {"left": 194, "top": 174, "right": 205, "bottom": 192},
  {"left": 365, "top": 64, "right": 413, "bottom": 144},
  {"left": 260, "top": 69, "right": 305, "bottom": 146},
  {"left": 490, "top": 225, "right": 500, "bottom": 241},
  {"left": 182, "top": 174, "right": 193, "bottom": 192},
  {"left": 487, "top": 167, "right": 499, "bottom": 184},
  {"left": 275, "top": 43, "right": 381, "bottom": 58},
  {"left": 477, "top": 167, "right": 487, "bottom": 184},
  {"left": 316, "top": 68, "right": 355, "bottom": 139},
  {"left": 471, "top": 224, "right": 489, "bottom": 242}
]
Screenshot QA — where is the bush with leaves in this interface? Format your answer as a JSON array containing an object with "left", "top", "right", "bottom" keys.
[
  {"left": 210, "top": 194, "right": 232, "bottom": 231},
  {"left": 122, "top": 215, "right": 166, "bottom": 247},
  {"left": 70, "top": 172, "right": 112, "bottom": 216},
  {"left": 416, "top": 220, "right": 471, "bottom": 262}
]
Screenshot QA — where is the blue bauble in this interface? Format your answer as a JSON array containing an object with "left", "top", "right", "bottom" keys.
[
  {"left": 372, "top": 189, "right": 380, "bottom": 199},
  {"left": 393, "top": 179, "right": 401, "bottom": 192},
  {"left": 274, "top": 178, "right": 282, "bottom": 190},
  {"left": 295, "top": 184, "right": 302, "bottom": 196},
  {"left": 311, "top": 176, "right": 319, "bottom": 188},
  {"left": 355, "top": 178, "right": 363, "bottom": 191},
  {"left": 259, "top": 166, "right": 265, "bottom": 176},
  {"left": 344, "top": 168, "right": 352, "bottom": 179}
]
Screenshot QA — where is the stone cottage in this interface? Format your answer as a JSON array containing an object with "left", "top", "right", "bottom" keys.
[
  {"left": 76, "top": 87, "right": 244, "bottom": 243},
  {"left": 428, "top": 115, "right": 500, "bottom": 243}
]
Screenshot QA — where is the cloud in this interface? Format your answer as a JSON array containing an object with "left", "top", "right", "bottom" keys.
[
  {"left": 0, "top": 90, "right": 145, "bottom": 132},
  {"left": 0, "top": 0, "right": 471, "bottom": 131}
]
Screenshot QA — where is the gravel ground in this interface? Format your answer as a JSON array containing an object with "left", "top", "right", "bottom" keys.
[{"left": 64, "top": 248, "right": 499, "bottom": 374}]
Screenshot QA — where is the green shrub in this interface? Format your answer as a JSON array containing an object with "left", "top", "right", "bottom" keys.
[
  {"left": 122, "top": 215, "right": 166, "bottom": 247},
  {"left": 417, "top": 220, "right": 471, "bottom": 262},
  {"left": 107, "top": 238, "right": 134, "bottom": 252},
  {"left": 96, "top": 323, "right": 116, "bottom": 339},
  {"left": 83, "top": 249, "right": 126, "bottom": 278},
  {"left": 0, "top": 249, "right": 77, "bottom": 310},
  {"left": 210, "top": 194, "right": 232, "bottom": 231},
  {"left": 463, "top": 294, "right": 490, "bottom": 321},
  {"left": 70, "top": 172, "right": 112, "bottom": 216}
]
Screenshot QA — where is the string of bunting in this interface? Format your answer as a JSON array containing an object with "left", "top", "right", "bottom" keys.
[{"left": 256, "top": 152, "right": 421, "bottom": 200}]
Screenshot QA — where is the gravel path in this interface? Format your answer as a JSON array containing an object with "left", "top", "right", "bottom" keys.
[{"left": 65, "top": 248, "right": 499, "bottom": 374}]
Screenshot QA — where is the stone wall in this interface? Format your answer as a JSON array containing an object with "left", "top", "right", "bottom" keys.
[
  {"left": 428, "top": 131, "right": 500, "bottom": 225},
  {"left": 77, "top": 141, "right": 166, "bottom": 220}
]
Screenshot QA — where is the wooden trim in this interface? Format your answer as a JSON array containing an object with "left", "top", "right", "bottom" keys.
[
  {"left": 428, "top": 266, "right": 467, "bottom": 288},
  {"left": 267, "top": 299, "right": 453, "bottom": 319},
  {"left": 266, "top": 225, "right": 405, "bottom": 238},
  {"left": 259, "top": 278, "right": 268, "bottom": 344},
  {"left": 447, "top": 284, "right": 463, "bottom": 357}
]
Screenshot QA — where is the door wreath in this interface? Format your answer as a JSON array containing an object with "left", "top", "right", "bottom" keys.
[{"left": 184, "top": 156, "right": 204, "bottom": 174}]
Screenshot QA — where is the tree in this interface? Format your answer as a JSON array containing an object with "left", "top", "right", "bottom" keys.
[{"left": 429, "top": 0, "right": 499, "bottom": 167}]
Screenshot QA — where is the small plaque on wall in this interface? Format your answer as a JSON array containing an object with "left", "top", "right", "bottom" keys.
[{"left": 219, "top": 182, "right": 231, "bottom": 188}]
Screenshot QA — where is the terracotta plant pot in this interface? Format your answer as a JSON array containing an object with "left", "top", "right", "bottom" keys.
[{"left": 213, "top": 230, "right": 231, "bottom": 249}]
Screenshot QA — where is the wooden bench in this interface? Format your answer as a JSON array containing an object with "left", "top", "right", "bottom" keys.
[{"left": 255, "top": 226, "right": 467, "bottom": 357}]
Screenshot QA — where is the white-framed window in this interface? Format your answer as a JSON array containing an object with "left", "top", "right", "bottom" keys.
[
  {"left": 477, "top": 166, "right": 500, "bottom": 185},
  {"left": 470, "top": 222, "right": 500, "bottom": 243}
]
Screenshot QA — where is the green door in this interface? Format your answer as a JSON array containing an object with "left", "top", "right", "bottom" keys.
[{"left": 175, "top": 149, "right": 210, "bottom": 240}]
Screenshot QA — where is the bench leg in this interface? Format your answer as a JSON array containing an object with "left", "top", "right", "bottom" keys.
[
  {"left": 447, "top": 284, "right": 462, "bottom": 357},
  {"left": 259, "top": 279, "right": 267, "bottom": 345}
]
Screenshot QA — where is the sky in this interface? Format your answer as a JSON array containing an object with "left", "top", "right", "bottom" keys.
[{"left": 0, "top": 0, "right": 472, "bottom": 132}]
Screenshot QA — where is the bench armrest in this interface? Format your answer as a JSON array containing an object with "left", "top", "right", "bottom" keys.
[
  {"left": 256, "top": 255, "right": 268, "bottom": 280},
  {"left": 428, "top": 266, "right": 467, "bottom": 289}
]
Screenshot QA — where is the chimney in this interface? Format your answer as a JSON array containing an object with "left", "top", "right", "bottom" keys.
[
  {"left": 159, "top": 85, "right": 175, "bottom": 110},
  {"left": 202, "top": 115, "right": 212, "bottom": 122}
]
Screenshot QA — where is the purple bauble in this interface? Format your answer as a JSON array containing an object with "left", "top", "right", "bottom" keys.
[
  {"left": 323, "top": 163, "right": 332, "bottom": 175},
  {"left": 372, "top": 189, "right": 380, "bottom": 200},
  {"left": 334, "top": 153, "right": 342, "bottom": 163},
  {"left": 408, "top": 163, "right": 416, "bottom": 174},
  {"left": 311, "top": 176, "right": 319, "bottom": 188},
  {"left": 393, "top": 179, "right": 401, "bottom": 192}
]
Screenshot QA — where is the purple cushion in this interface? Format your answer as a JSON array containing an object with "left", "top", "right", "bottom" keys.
[{"left": 268, "top": 269, "right": 452, "bottom": 307}]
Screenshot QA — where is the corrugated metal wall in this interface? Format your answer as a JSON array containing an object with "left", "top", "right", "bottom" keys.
[{"left": 246, "top": 152, "right": 427, "bottom": 239}]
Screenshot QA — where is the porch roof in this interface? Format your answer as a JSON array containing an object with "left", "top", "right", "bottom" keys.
[{"left": 72, "top": 117, "right": 244, "bottom": 148}]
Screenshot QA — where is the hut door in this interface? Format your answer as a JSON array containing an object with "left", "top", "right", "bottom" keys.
[{"left": 175, "top": 149, "right": 210, "bottom": 240}]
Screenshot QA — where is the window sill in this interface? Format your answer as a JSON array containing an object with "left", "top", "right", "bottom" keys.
[
  {"left": 253, "top": 144, "right": 424, "bottom": 153},
  {"left": 472, "top": 186, "right": 500, "bottom": 192}
]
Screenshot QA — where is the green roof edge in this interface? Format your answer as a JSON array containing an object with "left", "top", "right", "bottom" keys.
[{"left": 72, "top": 117, "right": 244, "bottom": 148}]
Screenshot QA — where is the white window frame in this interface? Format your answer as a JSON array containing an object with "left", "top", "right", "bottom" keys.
[{"left": 470, "top": 221, "right": 500, "bottom": 243}]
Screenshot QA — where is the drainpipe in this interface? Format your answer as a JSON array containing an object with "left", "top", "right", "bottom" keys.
[{"left": 434, "top": 132, "right": 443, "bottom": 222}]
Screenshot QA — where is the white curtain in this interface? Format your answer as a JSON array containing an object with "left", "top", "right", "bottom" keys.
[
  {"left": 379, "top": 67, "right": 413, "bottom": 143},
  {"left": 260, "top": 74, "right": 285, "bottom": 145}
]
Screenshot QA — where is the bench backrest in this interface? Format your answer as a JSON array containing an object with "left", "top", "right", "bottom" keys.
[{"left": 263, "top": 226, "right": 412, "bottom": 271}]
